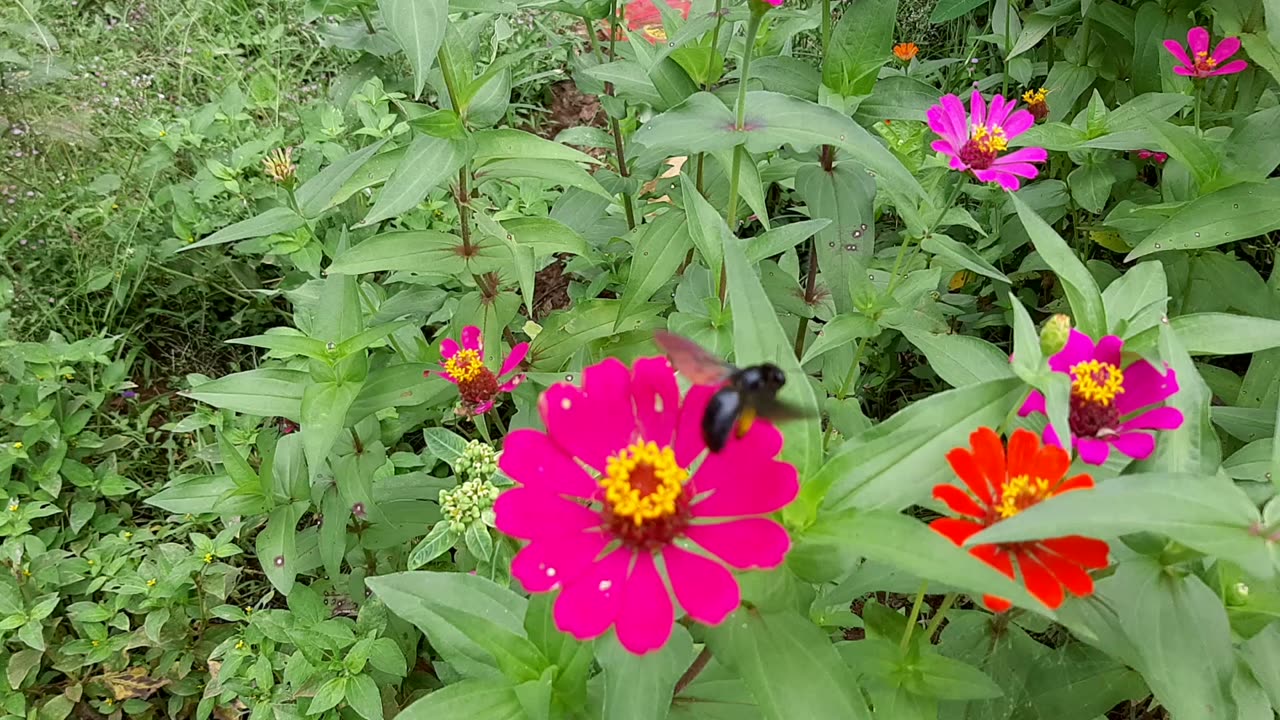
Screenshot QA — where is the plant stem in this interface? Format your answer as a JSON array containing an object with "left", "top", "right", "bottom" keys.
[
  {"left": 357, "top": 5, "right": 377, "bottom": 34},
  {"left": 695, "top": 0, "right": 727, "bottom": 194},
  {"left": 720, "top": 9, "right": 766, "bottom": 306},
  {"left": 1001, "top": 0, "right": 1011, "bottom": 96},
  {"left": 900, "top": 582, "right": 929, "bottom": 652},
  {"left": 793, "top": 236, "right": 820, "bottom": 358},
  {"left": 606, "top": 0, "right": 638, "bottom": 230},
  {"left": 457, "top": 168, "right": 473, "bottom": 253},
  {"left": 821, "top": 0, "right": 832, "bottom": 52},
  {"left": 1194, "top": 81, "right": 1203, "bottom": 135},
  {"left": 923, "top": 592, "right": 957, "bottom": 641},
  {"left": 673, "top": 647, "right": 714, "bottom": 697}
]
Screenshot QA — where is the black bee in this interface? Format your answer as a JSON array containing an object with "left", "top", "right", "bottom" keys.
[{"left": 654, "top": 331, "right": 809, "bottom": 453}]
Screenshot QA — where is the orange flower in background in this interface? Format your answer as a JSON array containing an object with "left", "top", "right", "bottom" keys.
[
  {"left": 893, "top": 42, "right": 919, "bottom": 62},
  {"left": 607, "top": 0, "right": 692, "bottom": 44},
  {"left": 929, "top": 427, "right": 1110, "bottom": 612}
]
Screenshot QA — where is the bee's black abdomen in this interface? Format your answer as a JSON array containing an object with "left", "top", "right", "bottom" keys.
[{"left": 702, "top": 388, "right": 742, "bottom": 453}]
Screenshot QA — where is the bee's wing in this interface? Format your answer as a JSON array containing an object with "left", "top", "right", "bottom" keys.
[
  {"left": 653, "top": 331, "right": 734, "bottom": 386},
  {"left": 754, "top": 395, "right": 817, "bottom": 423}
]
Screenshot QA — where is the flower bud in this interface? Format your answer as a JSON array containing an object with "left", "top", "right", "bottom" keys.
[{"left": 1039, "top": 314, "right": 1072, "bottom": 356}]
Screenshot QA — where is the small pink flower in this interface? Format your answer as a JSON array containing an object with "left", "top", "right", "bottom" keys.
[
  {"left": 426, "top": 325, "right": 527, "bottom": 415},
  {"left": 927, "top": 90, "right": 1048, "bottom": 192},
  {"left": 495, "top": 357, "right": 798, "bottom": 654},
  {"left": 1164, "top": 27, "right": 1247, "bottom": 78},
  {"left": 1019, "top": 330, "right": 1183, "bottom": 466},
  {"left": 1136, "top": 150, "right": 1168, "bottom": 164}
]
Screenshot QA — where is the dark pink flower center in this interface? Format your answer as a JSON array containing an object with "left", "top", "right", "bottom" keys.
[
  {"left": 958, "top": 125, "right": 1008, "bottom": 170},
  {"left": 1194, "top": 51, "right": 1218, "bottom": 73},
  {"left": 598, "top": 441, "right": 692, "bottom": 551},
  {"left": 458, "top": 368, "right": 499, "bottom": 407},
  {"left": 1067, "top": 360, "right": 1125, "bottom": 438}
]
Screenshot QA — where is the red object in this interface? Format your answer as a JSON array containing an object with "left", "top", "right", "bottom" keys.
[
  {"left": 608, "top": 0, "right": 692, "bottom": 44},
  {"left": 929, "top": 427, "right": 1110, "bottom": 612}
]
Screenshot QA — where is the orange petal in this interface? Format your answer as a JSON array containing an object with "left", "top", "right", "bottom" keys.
[
  {"left": 1054, "top": 474, "right": 1095, "bottom": 495},
  {"left": 933, "top": 483, "right": 986, "bottom": 518},
  {"left": 971, "top": 543, "right": 1015, "bottom": 579},
  {"left": 981, "top": 594, "right": 1013, "bottom": 612},
  {"left": 930, "top": 518, "right": 984, "bottom": 545},
  {"left": 970, "top": 427, "right": 1007, "bottom": 496},
  {"left": 1006, "top": 428, "right": 1040, "bottom": 478},
  {"left": 1030, "top": 443, "right": 1070, "bottom": 484},
  {"left": 1030, "top": 546, "right": 1094, "bottom": 598},
  {"left": 1015, "top": 551, "right": 1064, "bottom": 609},
  {"left": 1041, "top": 535, "right": 1110, "bottom": 569},
  {"left": 946, "top": 448, "right": 993, "bottom": 505}
]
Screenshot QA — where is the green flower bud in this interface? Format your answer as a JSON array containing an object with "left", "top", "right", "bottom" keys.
[{"left": 1039, "top": 314, "right": 1072, "bottom": 356}]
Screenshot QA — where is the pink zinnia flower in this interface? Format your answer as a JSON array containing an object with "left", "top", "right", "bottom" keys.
[
  {"left": 1018, "top": 329, "right": 1183, "bottom": 466},
  {"left": 494, "top": 357, "right": 798, "bottom": 654},
  {"left": 927, "top": 90, "right": 1048, "bottom": 191},
  {"left": 426, "top": 325, "right": 527, "bottom": 415},
  {"left": 1164, "top": 27, "right": 1248, "bottom": 79},
  {"left": 1136, "top": 150, "right": 1168, "bottom": 164}
]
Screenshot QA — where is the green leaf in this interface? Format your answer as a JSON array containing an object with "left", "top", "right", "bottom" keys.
[
  {"left": 899, "top": 329, "right": 1015, "bottom": 388},
  {"left": 809, "top": 379, "right": 1023, "bottom": 513},
  {"left": 795, "top": 162, "right": 875, "bottom": 314},
  {"left": 409, "top": 520, "right": 458, "bottom": 569},
  {"left": 301, "top": 381, "right": 362, "bottom": 476},
  {"left": 681, "top": 173, "right": 731, "bottom": 284},
  {"left": 219, "top": 433, "right": 259, "bottom": 492},
  {"left": 378, "top": 0, "right": 448, "bottom": 98},
  {"left": 345, "top": 674, "right": 383, "bottom": 720},
  {"left": 183, "top": 368, "right": 307, "bottom": 419},
  {"left": 475, "top": 210, "right": 535, "bottom": 316},
  {"left": 308, "top": 677, "right": 347, "bottom": 715},
  {"left": 1006, "top": 12, "right": 1059, "bottom": 59},
  {"left": 799, "top": 314, "right": 880, "bottom": 365},
  {"left": 358, "top": 134, "right": 471, "bottom": 227},
  {"left": 475, "top": 158, "right": 613, "bottom": 200},
  {"left": 616, "top": 211, "right": 692, "bottom": 329},
  {"left": 347, "top": 365, "right": 449, "bottom": 424},
  {"left": 1142, "top": 119, "right": 1220, "bottom": 190},
  {"left": 746, "top": 219, "right": 832, "bottom": 264},
  {"left": 930, "top": 0, "right": 988, "bottom": 22},
  {"left": 500, "top": 217, "right": 592, "bottom": 258},
  {"left": 472, "top": 129, "right": 601, "bottom": 167},
  {"left": 145, "top": 476, "right": 237, "bottom": 515},
  {"left": 368, "top": 637, "right": 408, "bottom": 677},
  {"left": 258, "top": 503, "right": 301, "bottom": 594},
  {"left": 1153, "top": 313, "right": 1280, "bottom": 356},
  {"left": 920, "top": 233, "right": 1009, "bottom": 283},
  {"left": 368, "top": 572, "right": 543, "bottom": 682},
  {"left": 229, "top": 332, "right": 331, "bottom": 360},
  {"left": 329, "top": 230, "right": 471, "bottom": 276},
  {"left": 1126, "top": 179, "right": 1280, "bottom": 259},
  {"left": 852, "top": 76, "right": 940, "bottom": 125},
  {"left": 724, "top": 235, "right": 822, "bottom": 477},
  {"left": 1137, "top": 323, "right": 1221, "bottom": 475},
  {"left": 6, "top": 648, "right": 40, "bottom": 690},
  {"left": 596, "top": 627, "right": 693, "bottom": 720},
  {"left": 1010, "top": 193, "right": 1106, "bottom": 339},
  {"left": 296, "top": 139, "right": 390, "bottom": 217},
  {"left": 396, "top": 680, "right": 524, "bottom": 719},
  {"left": 705, "top": 609, "right": 871, "bottom": 720},
  {"left": 1102, "top": 260, "right": 1168, "bottom": 339},
  {"left": 913, "top": 651, "right": 1004, "bottom": 700},
  {"left": 180, "top": 207, "right": 305, "bottom": 252},
  {"left": 792, "top": 508, "right": 1044, "bottom": 609},
  {"left": 823, "top": 0, "right": 897, "bottom": 95}
]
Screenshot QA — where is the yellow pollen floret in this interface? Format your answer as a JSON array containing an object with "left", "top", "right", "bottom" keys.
[
  {"left": 970, "top": 125, "right": 1009, "bottom": 153},
  {"left": 1022, "top": 87, "right": 1049, "bottom": 104},
  {"left": 444, "top": 349, "right": 484, "bottom": 383},
  {"left": 996, "top": 474, "right": 1052, "bottom": 518},
  {"left": 1070, "top": 359, "right": 1125, "bottom": 406},
  {"left": 600, "top": 441, "right": 688, "bottom": 525},
  {"left": 1195, "top": 51, "right": 1218, "bottom": 69}
]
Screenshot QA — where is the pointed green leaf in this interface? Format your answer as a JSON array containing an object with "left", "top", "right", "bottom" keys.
[{"left": 378, "top": 0, "right": 449, "bottom": 98}]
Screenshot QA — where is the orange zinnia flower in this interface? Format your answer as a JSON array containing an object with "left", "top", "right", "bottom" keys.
[
  {"left": 929, "top": 427, "right": 1110, "bottom": 612},
  {"left": 893, "top": 42, "right": 919, "bottom": 62}
]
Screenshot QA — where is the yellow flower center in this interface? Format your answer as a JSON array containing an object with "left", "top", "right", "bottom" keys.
[
  {"left": 1070, "top": 359, "right": 1125, "bottom": 407},
  {"left": 970, "top": 125, "right": 1009, "bottom": 153},
  {"left": 996, "top": 474, "right": 1053, "bottom": 518},
  {"left": 1022, "top": 87, "right": 1049, "bottom": 104},
  {"left": 599, "top": 441, "right": 688, "bottom": 525},
  {"left": 1194, "top": 51, "right": 1218, "bottom": 71},
  {"left": 644, "top": 26, "right": 667, "bottom": 41},
  {"left": 444, "top": 349, "right": 484, "bottom": 383},
  {"left": 203, "top": 553, "right": 213, "bottom": 564},
  {"left": 7, "top": 503, "right": 17, "bottom": 512},
  {"left": 147, "top": 578, "right": 157, "bottom": 587}
]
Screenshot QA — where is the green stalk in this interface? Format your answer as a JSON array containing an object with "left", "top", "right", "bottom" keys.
[
  {"left": 695, "top": 0, "right": 726, "bottom": 194},
  {"left": 606, "top": 0, "right": 638, "bottom": 229},
  {"left": 718, "top": 7, "right": 766, "bottom": 306},
  {"left": 1194, "top": 80, "right": 1203, "bottom": 135},
  {"left": 821, "top": 0, "right": 832, "bottom": 53},
  {"left": 1001, "top": 0, "right": 1012, "bottom": 97},
  {"left": 900, "top": 582, "right": 929, "bottom": 652},
  {"left": 923, "top": 592, "right": 957, "bottom": 641}
]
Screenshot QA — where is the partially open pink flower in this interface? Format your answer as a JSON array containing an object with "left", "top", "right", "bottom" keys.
[
  {"left": 927, "top": 90, "right": 1048, "bottom": 191},
  {"left": 1164, "top": 27, "right": 1247, "bottom": 79},
  {"left": 495, "top": 357, "right": 798, "bottom": 654},
  {"left": 1136, "top": 150, "right": 1168, "bottom": 164},
  {"left": 426, "top": 325, "right": 527, "bottom": 415},
  {"left": 1018, "top": 330, "right": 1183, "bottom": 466}
]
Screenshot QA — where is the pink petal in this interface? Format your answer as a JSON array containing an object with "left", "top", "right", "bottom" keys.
[
  {"left": 1210, "top": 60, "right": 1248, "bottom": 76},
  {"left": 1094, "top": 335, "right": 1123, "bottom": 367},
  {"left": 674, "top": 384, "right": 716, "bottom": 466},
  {"left": 1109, "top": 431, "right": 1156, "bottom": 460},
  {"left": 685, "top": 519, "right": 790, "bottom": 570},
  {"left": 1211, "top": 36, "right": 1242, "bottom": 64},
  {"left": 1116, "top": 360, "right": 1178, "bottom": 415},
  {"left": 1163, "top": 39, "right": 1193, "bottom": 69},
  {"left": 1049, "top": 330, "right": 1097, "bottom": 373},
  {"left": 1042, "top": 422, "right": 1064, "bottom": 449},
  {"left": 931, "top": 139, "right": 958, "bottom": 158},
  {"left": 494, "top": 488, "right": 601, "bottom": 540},
  {"left": 989, "top": 95, "right": 1014, "bottom": 128},
  {"left": 991, "top": 146, "right": 1048, "bottom": 165},
  {"left": 1075, "top": 436, "right": 1111, "bottom": 466},
  {"left": 435, "top": 369, "right": 459, "bottom": 385},
  {"left": 1172, "top": 65, "right": 1197, "bottom": 77},
  {"left": 553, "top": 548, "right": 632, "bottom": 641},
  {"left": 663, "top": 546, "right": 740, "bottom": 625},
  {"left": 1187, "top": 27, "right": 1210, "bottom": 57},
  {"left": 540, "top": 362, "right": 638, "bottom": 473},
  {"left": 461, "top": 325, "right": 483, "bottom": 353},
  {"left": 614, "top": 553, "right": 674, "bottom": 654},
  {"left": 440, "top": 338, "right": 460, "bottom": 360},
  {"left": 498, "top": 374, "right": 525, "bottom": 393},
  {"left": 949, "top": 155, "right": 970, "bottom": 171},
  {"left": 974, "top": 168, "right": 1024, "bottom": 191},
  {"left": 942, "top": 94, "right": 970, "bottom": 144},
  {"left": 631, "top": 357, "right": 680, "bottom": 447},
  {"left": 511, "top": 531, "right": 610, "bottom": 592},
  {"left": 968, "top": 90, "right": 986, "bottom": 129},
  {"left": 499, "top": 429, "right": 599, "bottom": 498},
  {"left": 691, "top": 455, "right": 798, "bottom": 517},
  {"left": 498, "top": 343, "right": 529, "bottom": 378},
  {"left": 1019, "top": 390, "right": 1046, "bottom": 417},
  {"left": 1001, "top": 109, "right": 1035, "bottom": 137},
  {"left": 927, "top": 105, "right": 957, "bottom": 143},
  {"left": 472, "top": 401, "right": 494, "bottom": 415},
  {"left": 1120, "top": 406, "right": 1184, "bottom": 432}
]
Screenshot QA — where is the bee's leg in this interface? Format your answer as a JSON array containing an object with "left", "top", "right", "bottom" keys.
[{"left": 735, "top": 407, "right": 757, "bottom": 438}]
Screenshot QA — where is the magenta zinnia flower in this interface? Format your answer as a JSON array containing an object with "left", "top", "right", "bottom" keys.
[
  {"left": 1164, "top": 27, "right": 1248, "bottom": 79},
  {"left": 1136, "top": 150, "right": 1168, "bottom": 164},
  {"left": 494, "top": 357, "right": 797, "bottom": 654},
  {"left": 927, "top": 90, "right": 1048, "bottom": 191},
  {"left": 1018, "top": 330, "right": 1183, "bottom": 466},
  {"left": 426, "top": 325, "right": 527, "bottom": 415}
]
